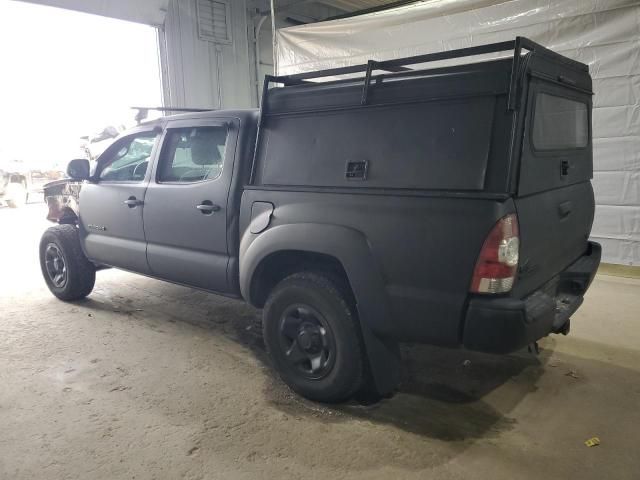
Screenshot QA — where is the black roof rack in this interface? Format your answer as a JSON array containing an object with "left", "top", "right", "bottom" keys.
[
  {"left": 262, "top": 37, "right": 586, "bottom": 111},
  {"left": 131, "top": 106, "right": 214, "bottom": 124}
]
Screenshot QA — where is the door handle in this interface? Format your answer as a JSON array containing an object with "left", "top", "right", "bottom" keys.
[
  {"left": 124, "top": 197, "right": 143, "bottom": 208},
  {"left": 196, "top": 202, "right": 221, "bottom": 214}
]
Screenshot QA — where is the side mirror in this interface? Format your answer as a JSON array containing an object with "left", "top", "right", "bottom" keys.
[{"left": 67, "top": 159, "right": 90, "bottom": 180}]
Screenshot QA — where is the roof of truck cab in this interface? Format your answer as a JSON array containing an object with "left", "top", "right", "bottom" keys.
[{"left": 138, "top": 108, "right": 259, "bottom": 127}]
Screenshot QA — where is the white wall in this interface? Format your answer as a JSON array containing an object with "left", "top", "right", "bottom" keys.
[
  {"left": 159, "top": 0, "right": 307, "bottom": 109},
  {"left": 160, "top": 0, "right": 257, "bottom": 109}
]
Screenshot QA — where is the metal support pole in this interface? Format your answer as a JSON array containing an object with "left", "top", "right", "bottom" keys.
[
  {"left": 270, "top": 0, "right": 278, "bottom": 74},
  {"left": 254, "top": 15, "right": 269, "bottom": 105}
]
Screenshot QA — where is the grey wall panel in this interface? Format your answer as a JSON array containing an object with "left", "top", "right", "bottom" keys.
[{"left": 161, "top": 0, "right": 255, "bottom": 109}]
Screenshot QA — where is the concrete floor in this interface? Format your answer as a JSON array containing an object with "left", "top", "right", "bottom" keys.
[{"left": 1, "top": 203, "right": 639, "bottom": 480}]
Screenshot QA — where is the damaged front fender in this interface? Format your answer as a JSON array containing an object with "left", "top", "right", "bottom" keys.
[{"left": 44, "top": 179, "right": 82, "bottom": 223}]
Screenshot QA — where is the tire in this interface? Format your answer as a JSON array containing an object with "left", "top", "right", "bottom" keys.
[
  {"left": 263, "top": 272, "right": 365, "bottom": 403},
  {"left": 39, "top": 224, "right": 96, "bottom": 301},
  {"left": 6, "top": 182, "right": 27, "bottom": 208}
]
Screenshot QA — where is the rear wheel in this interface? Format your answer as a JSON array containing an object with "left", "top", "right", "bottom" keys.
[
  {"left": 39, "top": 225, "right": 96, "bottom": 301},
  {"left": 263, "top": 272, "right": 365, "bottom": 403},
  {"left": 6, "top": 181, "right": 27, "bottom": 208}
]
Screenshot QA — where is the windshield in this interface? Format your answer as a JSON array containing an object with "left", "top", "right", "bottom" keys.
[{"left": 99, "top": 133, "right": 157, "bottom": 181}]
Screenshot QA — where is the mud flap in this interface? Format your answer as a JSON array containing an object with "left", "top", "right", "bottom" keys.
[{"left": 359, "top": 321, "right": 403, "bottom": 397}]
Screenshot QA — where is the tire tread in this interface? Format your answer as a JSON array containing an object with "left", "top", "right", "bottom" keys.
[
  {"left": 40, "top": 225, "right": 95, "bottom": 301},
  {"left": 263, "top": 271, "right": 365, "bottom": 403}
]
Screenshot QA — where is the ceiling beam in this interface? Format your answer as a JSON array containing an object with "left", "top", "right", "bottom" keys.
[
  {"left": 257, "top": 0, "right": 319, "bottom": 16},
  {"left": 312, "top": 0, "right": 351, "bottom": 13},
  {"left": 326, "top": 0, "right": 424, "bottom": 20}
]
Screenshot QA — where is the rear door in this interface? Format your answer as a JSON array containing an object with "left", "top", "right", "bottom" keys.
[
  {"left": 79, "top": 130, "right": 160, "bottom": 273},
  {"left": 513, "top": 69, "right": 595, "bottom": 297},
  {"left": 143, "top": 118, "right": 237, "bottom": 293}
]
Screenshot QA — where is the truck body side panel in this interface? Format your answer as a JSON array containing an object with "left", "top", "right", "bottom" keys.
[
  {"left": 242, "top": 60, "right": 518, "bottom": 346},
  {"left": 240, "top": 188, "right": 514, "bottom": 345},
  {"left": 256, "top": 97, "right": 496, "bottom": 191}
]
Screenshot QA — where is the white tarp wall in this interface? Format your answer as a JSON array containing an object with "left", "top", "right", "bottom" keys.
[{"left": 276, "top": 0, "right": 640, "bottom": 266}]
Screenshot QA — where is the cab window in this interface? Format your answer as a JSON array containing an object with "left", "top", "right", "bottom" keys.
[
  {"left": 157, "top": 127, "right": 227, "bottom": 183},
  {"left": 99, "top": 132, "right": 158, "bottom": 182}
]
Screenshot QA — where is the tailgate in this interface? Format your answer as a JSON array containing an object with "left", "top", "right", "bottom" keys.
[
  {"left": 514, "top": 182, "right": 594, "bottom": 297},
  {"left": 513, "top": 71, "right": 595, "bottom": 298}
]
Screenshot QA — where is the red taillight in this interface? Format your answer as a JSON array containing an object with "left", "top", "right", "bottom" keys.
[{"left": 470, "top": 214, "right": 520, "bottom": 294}]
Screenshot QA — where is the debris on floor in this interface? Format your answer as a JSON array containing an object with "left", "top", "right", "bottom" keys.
[{"left": 585, "top": 437, "right": 600, "bottom": 447}]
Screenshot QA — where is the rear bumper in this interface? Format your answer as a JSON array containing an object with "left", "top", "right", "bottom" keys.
[{"left": 462, "top": 241, "right": 601, "bottom": 354}]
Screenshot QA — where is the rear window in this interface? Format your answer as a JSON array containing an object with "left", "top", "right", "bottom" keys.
[{"left": 532, "top": 93, "right": 588, "bottom": 150}]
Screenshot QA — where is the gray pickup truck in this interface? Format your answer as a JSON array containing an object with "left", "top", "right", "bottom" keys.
[{"left": 40, "top": 38, "right": 601, "bottom": 403}]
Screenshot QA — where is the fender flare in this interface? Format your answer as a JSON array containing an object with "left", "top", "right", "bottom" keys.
[{"left": 240, "top": 223, "right": 402, "bottom": 395}]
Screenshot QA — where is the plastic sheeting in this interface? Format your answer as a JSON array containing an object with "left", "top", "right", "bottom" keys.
[{"left": 276, "top": 0, "right": 640, "bottom": 266}]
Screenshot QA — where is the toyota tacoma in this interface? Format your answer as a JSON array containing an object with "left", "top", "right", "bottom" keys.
[{"left": 40, "top": 38, "right": 601, "bottom": 402}]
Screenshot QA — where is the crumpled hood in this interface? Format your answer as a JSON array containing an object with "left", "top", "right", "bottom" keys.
[{"left": 44, "top": 179, "right": 83, "bottom": 223}]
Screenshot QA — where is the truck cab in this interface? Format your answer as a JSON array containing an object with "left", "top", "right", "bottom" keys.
[{"left": 49, "top": 110, "right": 258, "bottom": 292}]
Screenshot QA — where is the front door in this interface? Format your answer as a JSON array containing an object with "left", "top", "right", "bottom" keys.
[
  {"left": 79, "top": 130, "right": 160, "bottom": 273},
  {"left": 143, "top": 119, "right": 237, "bottom": 292}
]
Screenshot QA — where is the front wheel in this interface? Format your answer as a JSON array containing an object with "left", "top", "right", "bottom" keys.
[
  {"left": 263, "top": 272, "right": 365, "bottom": 403},
  {"left": 39, "top": 225, "right": 96, "bottom": 301}
]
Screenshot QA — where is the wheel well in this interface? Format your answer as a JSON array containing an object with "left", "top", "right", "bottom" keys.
[
  {"left": 250, "top": 250, "right": 355, "bottom": 308},
  {"left": 58, "top": 207, "right": 79, "bottom": 225}
]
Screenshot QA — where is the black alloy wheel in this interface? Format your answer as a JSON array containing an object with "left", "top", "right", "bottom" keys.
[
  {"left": 44, "top": 243, "right": 67, "bottom": 288},
  {"left": 278, "top": 303, "right": 336, "bottom": 380},
  {"left": 263, "top": 272, "right": 365, "bottom": 403}
]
